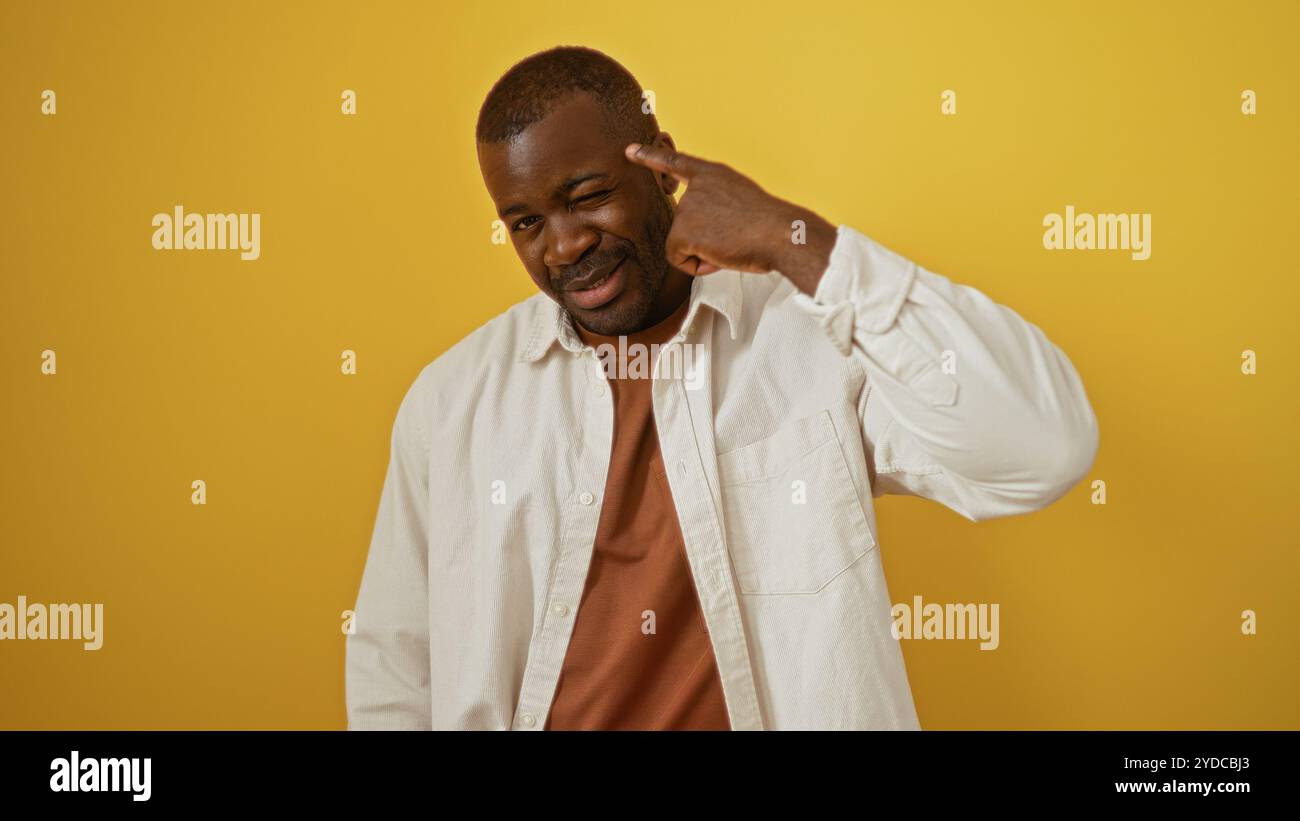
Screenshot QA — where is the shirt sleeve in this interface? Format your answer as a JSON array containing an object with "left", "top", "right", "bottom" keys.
[
  {"left": 345, "top": 374, "right": 433, "bottom": 729},
  {"left": 792, "top": 224, "right": 1099, "bottom": 521}
]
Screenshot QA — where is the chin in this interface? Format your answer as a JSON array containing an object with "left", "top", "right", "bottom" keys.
[{"left": 571, "top": 293, "right": 649, "bottom": 336}]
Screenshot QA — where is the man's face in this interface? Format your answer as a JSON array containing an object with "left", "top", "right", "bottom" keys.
[{"left": 477, "top": 92, "right": 684, "bottom": 335}]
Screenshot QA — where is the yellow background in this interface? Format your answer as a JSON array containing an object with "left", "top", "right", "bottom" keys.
[{"left": 2, "top": 0, "right": 1296, "bottom": 729}]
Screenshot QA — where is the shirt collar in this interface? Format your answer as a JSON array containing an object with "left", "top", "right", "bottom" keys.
[{"left": 517, "top": 269, "right": 744, "bottom": 364}]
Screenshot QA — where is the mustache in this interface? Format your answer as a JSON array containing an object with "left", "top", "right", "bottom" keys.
[{"left": 554, "top": 249, "right": 630, "bottom": 291}]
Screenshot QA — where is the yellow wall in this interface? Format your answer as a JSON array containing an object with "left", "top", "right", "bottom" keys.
[{"left": 1, "top": 0, "right": 1295, "bottom": 729}]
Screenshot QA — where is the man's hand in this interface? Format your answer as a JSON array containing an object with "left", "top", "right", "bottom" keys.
[{"left": 624, "top": 142, "right": 838, "bottom": 295}]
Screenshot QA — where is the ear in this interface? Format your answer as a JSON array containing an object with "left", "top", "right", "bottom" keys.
[{"left": 649, "top": 132, "right": 681, "bottom": 196}]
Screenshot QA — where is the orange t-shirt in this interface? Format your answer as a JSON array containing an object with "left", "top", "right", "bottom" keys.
[{"left": 545, "top": 299, "right": 731, "bottom": 730}]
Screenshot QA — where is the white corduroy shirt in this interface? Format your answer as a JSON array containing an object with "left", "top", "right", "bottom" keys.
[{"left": 345, "top": 224, "right": 1099, "bottom": 730}]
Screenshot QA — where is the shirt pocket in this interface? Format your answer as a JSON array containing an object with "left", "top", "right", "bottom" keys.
[{"left": 716, "top": 409, "right": 876, "bottom": 595}]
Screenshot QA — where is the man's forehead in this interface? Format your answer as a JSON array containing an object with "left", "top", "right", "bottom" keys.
[{"left": 479, "top": 93, "right": 622, "bottom": 191}]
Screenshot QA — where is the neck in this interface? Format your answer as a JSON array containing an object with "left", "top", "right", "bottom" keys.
[{"left": 635, "top": 268, "right": 693, "bottom": 332}]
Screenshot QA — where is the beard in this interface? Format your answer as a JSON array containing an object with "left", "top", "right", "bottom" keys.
[{"left": 562, "top": 192, "right": 675, "bottom": 336}]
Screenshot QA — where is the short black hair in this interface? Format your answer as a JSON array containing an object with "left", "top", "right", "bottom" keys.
[{"left": 476, "top": 46, "right": 658, "bottom": 145}]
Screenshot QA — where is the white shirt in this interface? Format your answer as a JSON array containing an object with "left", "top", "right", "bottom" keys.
[{"left": 345, "top": 224, "right": 1099, "bottom": 730}]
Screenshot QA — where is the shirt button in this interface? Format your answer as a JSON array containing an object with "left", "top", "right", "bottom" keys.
[
  {"left": 553, "top": 603, "right": 569, "bottom": 617},
  {"left": 579, "top": 492, "right": 594, "bottom": 505},
  {"left": 594, "top": 384, "right": 606, "bottom": 397},
  {"left": 520, "top": 713, "right": 536, "bottom": 728}
]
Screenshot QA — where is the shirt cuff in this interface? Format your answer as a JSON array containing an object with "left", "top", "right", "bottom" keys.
[
  {"left": 814, "top": 224, "right": 916, "bottom": 333},
  {"left": 792, "top": 225, "right": 917, "bottom": 356}
]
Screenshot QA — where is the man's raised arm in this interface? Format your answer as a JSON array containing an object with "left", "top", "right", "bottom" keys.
[{"left": 624, "top": 142, "right": 1099, "bottom": 519}]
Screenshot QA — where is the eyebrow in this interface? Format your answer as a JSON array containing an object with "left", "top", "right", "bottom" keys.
[{"left": 498, "top": 171, "right": 611, "bottom": 219}]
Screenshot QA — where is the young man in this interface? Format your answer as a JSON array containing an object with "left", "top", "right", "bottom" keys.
[{"left": 345, "top": 46, "right": 1098, "bottom": 730}]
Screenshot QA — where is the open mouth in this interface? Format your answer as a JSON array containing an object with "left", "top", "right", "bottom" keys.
[{"left": 565, "top": 257, "right": 626, "bottom": 311}]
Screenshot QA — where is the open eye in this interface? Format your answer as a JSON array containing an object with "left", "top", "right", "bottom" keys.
[{"left": 512, "top": 215, "right": 541, "bottom": 232}]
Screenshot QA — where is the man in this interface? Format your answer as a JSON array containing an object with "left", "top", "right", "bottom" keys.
[{"left": 345, "top": 46, "right": 1098, "bottom": 730}]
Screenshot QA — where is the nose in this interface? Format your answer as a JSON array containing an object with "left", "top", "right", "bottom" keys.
[{"left": 542, "top": 213, "right": 599, "bottom": 272}]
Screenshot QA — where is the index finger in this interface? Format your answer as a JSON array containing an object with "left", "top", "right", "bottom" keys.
[{"left": 624, "top": 142, "right": 705, "bottom": 182}]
